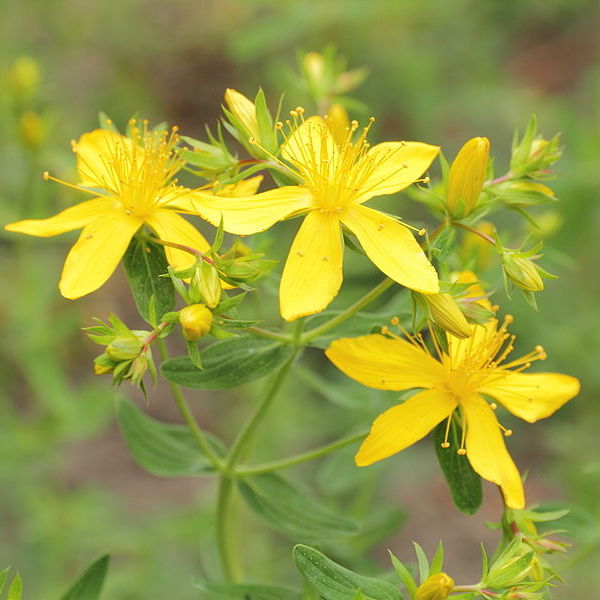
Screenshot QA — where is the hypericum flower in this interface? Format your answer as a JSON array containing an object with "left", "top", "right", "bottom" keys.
[
  {"left": 183, "top": 110, "right": 440, "bottom": 320},
  {"left": 326, "top": 314, "right": 579, "bottom": 508},
  {"left": 5, "top": 121, "right": 210, "bottom": 298},
  {"left": 446, "top": 136, "right": 489, "bottom": 218}
]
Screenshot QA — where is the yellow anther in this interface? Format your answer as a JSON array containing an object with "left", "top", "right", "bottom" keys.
[
  {"left": 289, "top": 110, "right": 298, "bottom": 117},
  {"left": 422, "top": 176, "right": 430, "bottom": 184},
  {"left": 440, "top": 442, "right": 450, "bottom": 449},
  {"left": 457, "top": 448, "right": 467, "bottom": 456},
  {"left": 418, "top": 228, "right": 426, "bottom": 236},
  {"left": 42, "top": 171, "right": 49, "bottom": 180},
  {"left": 380, "top": 326, "right": 390, "bottom": 336},
  {"left": 390, "top": 316, "right": 400, "bottom": 326},
  {"left": 248, "top": 137, "right": 257, "bottom": 144},
  {"left": 275, "top": 122, "right": 283, "bottom": 129},
  {"left": 504, "top": 314, "right": 514, "bottom": 324},
  {"left": 490, "top": 402, "right": 497, "bottom": 410}
]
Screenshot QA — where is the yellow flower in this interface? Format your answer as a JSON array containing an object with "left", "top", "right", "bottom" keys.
[
  {"left": 5, "top": 122, "right": 210, "bottom": 298},
  {"left": 446, "top": 137, "right": 490, "bottom": 217},
  {"left": 414, "top": 573, "right": 454, "bottom": 600},
  {"left": 326, "top": 316, "right": 579, "bottom": 509},
  {"left": 181, "top": 111, "right": 440, "bottom": 320}
]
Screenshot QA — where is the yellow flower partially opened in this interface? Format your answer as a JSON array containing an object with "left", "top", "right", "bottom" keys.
[
  {"left": 326, "top": 315, "right": 579, "bottom": 508},
  {"left": 178, "top": 111, "right": 441, "bottom": 320},
  {"left": 5, "top": 122, "right": 210, "bottom": 298}
]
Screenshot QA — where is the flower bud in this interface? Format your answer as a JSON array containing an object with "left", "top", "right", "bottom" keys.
[
  {"left": 6, "top": 56, "right": 40, "bottom": 100},
  {"left": 503, "top": 255, "right": 544, "bottom": 292},
  {"left": 106, "top": 336, "right": 143, "bottom": 361},
  {"left": 423, "top": 293, "right": 472, "bottom": 339},
  {"left": 446, "top": 137, "right": 490, "bottom": 218},
  {"left": 303, "top": 52, "right": 326, "bottom": 87},
  {"left": 179, "top": 304, "right": 213, "bottom": 341},
  {"left": 191, "top": 262, "right": 221, "bottom": 309},
  {"left": 224, "top": 88, "right": 259, "bottom": 139},
  {"left": 414, "top": 573, "right": 454, "bottom": 600},
  {"left": 486, "top": 552, "right": 537, "bottom": 588},
  {"left": 326, "top": 103, "right": 350, "bottom": 145},
  {"left": 19, "top": 110, "right": 46, "bottom": 149}
]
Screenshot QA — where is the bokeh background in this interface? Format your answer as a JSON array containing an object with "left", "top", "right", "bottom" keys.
[{"left": 1, "top": 1, "right": 599, "bottom": 598}]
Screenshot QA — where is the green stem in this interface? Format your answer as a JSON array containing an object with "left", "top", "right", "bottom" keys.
[
  {"left": 216, "top": 320, "right": 304, "bottom": 581},
  {"left": 300, "top": 277, "right": 395, "bottom": 344},
  {"left": 235, "top": 430, "right": 368, "bottom": 476},
  {"left": 157, "top": 339, "right": 223, "bottom": 472}
]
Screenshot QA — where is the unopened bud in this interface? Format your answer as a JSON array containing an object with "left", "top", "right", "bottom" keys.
[
  {"left": 179, "top": 304, "right": 213, "bottom": 341},
  {"left": 423, "top": 293, "right": 472, "bottom": 339},
  {"left": 414, "top": 573, "right": 454, "bottom": 600},
  {"left": 19, "top": 110, "right": 46, "bottom": 149},
  {"left": 303, "top": 52, "right": 326, "bottom": 86},
  {"left": 503, "top": 255, "right": 544, "bottom": 292},
  {"left": 191, "top": 262, "right": 221, "bottom": 308},
  {"left": 93, "top": 354, "right": 115, "bottom": 375},
  {"left": 446, "top": 137, "right": 490, "bottom": 217},
  {"left": 327, "top": 103, "right": 350, "bottom": 145},
  {"left": 106, "top": 336, "right": 143, "bottom": 361},
  {"left": 486, "top": 552, "right": 537, "bottom": 588},
  {"left": 6, "top": 56, "right": 40, "bottom": 99},
  {"left": 224, "top": 88, "right": 259, "bottom": 139}
]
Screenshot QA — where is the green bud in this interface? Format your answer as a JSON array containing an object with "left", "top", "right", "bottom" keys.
[
  {"left": 503, "top": 255, "right": 544, "bottom": 292},
  {"left": 191, "top": 261, "right": 221, "bottom": 308},
  {"left": 422, "top": 292, "right": 472, "bottom": 339},
  {"left": 179, "top": 304, "right": 213, "bottom": 341},
  {"left": 106, "top": 336, "right": 143, "bottom": 361},
  {"left": 486, "top": 551, "right": 537, "bottom": 588},
  {"left": 414, "top": 573, "right": 454, "bottom": 600}
]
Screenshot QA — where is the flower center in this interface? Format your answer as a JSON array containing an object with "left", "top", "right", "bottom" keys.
[{"left": 74, "top": 120, "right": 183, "bottom": 217}]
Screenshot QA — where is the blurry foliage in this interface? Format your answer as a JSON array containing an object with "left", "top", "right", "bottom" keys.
[{"left": 1, "top": 0, "right": 600, "bottom": 598}]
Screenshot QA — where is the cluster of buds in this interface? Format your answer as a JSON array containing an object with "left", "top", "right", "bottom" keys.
[
  {"left": 85, "top": 314, "right": 156, "bottom": 393},
  {"left": 179, "top": 126, "right": 238, "bottom": 181}
]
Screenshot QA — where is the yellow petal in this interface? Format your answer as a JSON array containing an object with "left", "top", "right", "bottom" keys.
[
  {"left": 59, "top": 212, "right": 143, "bottom": 298},
  {"left": 144, "top": 210, "right": 210, "bottom": 272},
  {"left": 356, "top": 389, "right": 456, "bottom": 466},
  {"left": 341, "top": 205, "right": 439, "bottom": 293},
  {"left": 214, "top": 175, "right": 263, "bottom": 197},
  {"left": 326, "top": 334, "right": 445, "bottom": 391},
  {"left": 167, "top": 187, "right": 313, "bottom": 236},
  {"left": 74, "top": 129, "right": 129, "bottom": 189},
  {"left": 5, "top": 197, "right": 115, "bottom": 237},
  {"left": 326, "top": 103, "right": 350, "bottom": 146},
  {"left": 462, "top": 394, "right": 525, "bottom": 509},
  {"left": 279, "top": 210, "right": 343, "bottom": 321},
  {"left": 480, "top": 372, "right": 580, "bottom": 423},
  {"left": 281, "top": 116, "right": 338, "bottom": 177},
  {"left": 355, "top": 141, "right": 440, "bottom": 202}
]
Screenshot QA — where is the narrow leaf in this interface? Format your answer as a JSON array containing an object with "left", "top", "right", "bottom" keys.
[
  {"left": 239, "top": 473, "right": 359, "bottom": 539},
  {"left": 193, "top": 580, "right": 300, "bottom": 600},
  {"left": 115, "top": 399, "right": 223, "bottom": 476},
  {"left": 294, "top": 545, "right": 401, "bottom": 600},
  {"left": 59, "top": 555, "right": 109, "bottom": 600},
  {"left": 433, "top": 421, "right": 482, "bottom": 514},
  {"left": 161, "top": 336, "right": 295, "bottom": 389},
  {"left": 123, "top": 237, "right": 175, "bottom": 326}
]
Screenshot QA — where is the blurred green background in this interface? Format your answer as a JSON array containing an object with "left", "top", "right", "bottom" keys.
[{"left": 1, "top": 0, "right": 599, "bottom": 598}]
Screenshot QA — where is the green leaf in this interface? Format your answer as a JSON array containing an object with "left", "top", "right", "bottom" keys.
[
  {"left": 412, "top": 542, "right": 429, "bottom": 581},
  {"left": 59, "top": 555, "right": 109, "bottom": 600},
  {"left": 7, "top": 574, "right": 22, "bottom": 600},
  {"left": 161, "top": 336, "right": 295, "bottom": 389},
  {"left": 0, "top": 569, "right": 8, "bottom": 595},
  {"left": 115, "top": 399, "right": 223, "bottom": 476},
  {"left": 193, "top": 581, "right": 300, "bottom": 600},
  {"left": 389, "top": 552, "right": 416, "bottom": 596},
  {"left": 239, "top": 474, "right": 359, "bottom": 540},
  {"left": 123, "top": 237, "right": 175, "bottom": 326},
  {"left": 433, "top": 421, "right": 482, "bottom": 515},
  {"left": 293, "top": 545, "right": 401, "bottom": 600}
]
